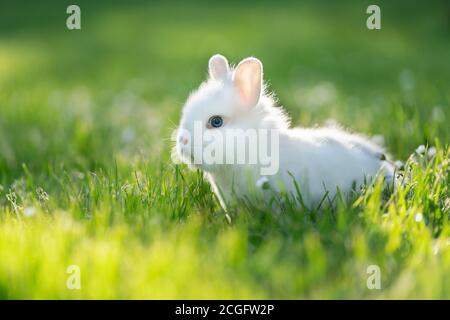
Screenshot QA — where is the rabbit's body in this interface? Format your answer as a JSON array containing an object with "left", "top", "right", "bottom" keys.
[
  {"left": 176, "top": 55, "right": 395, "bottom": 210},
  {"left": 206, "top": 126, "right": 394, "bottom": 209}
]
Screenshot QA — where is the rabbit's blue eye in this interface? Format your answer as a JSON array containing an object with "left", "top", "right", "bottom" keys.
[{"left": 209, "top": 116, "right": 223, "bottom": 128}]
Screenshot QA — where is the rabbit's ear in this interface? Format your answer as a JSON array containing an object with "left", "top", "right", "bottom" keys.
[
  {"left": 233, "top": 57, "right": 262, "bottom": 109},
  {"left": 209, "top": 54, "right": 229, "bottom": 81}
]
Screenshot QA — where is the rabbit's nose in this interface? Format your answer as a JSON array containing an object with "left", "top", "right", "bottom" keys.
[{"left": 179, "top": 135, "right": 189, "bottom": 146}]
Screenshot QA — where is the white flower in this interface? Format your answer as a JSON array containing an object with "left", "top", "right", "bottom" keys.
[
  {"left": 23, "top": 207, "right": 37, "bottom": 217},
  {"left": 416, "top": 145, "right": 426, "bottom": 155},
  {"left": 394, "top": 160, "right": 404, "bottom": 169},
  {"left": 256, "top": 177, "right": 270, "bottom": 190},
  {"left": 414, "top": 213, "right": 423, "bottom": 223},
  {"left": 427, "top": 147, "right": 436, "bottom": 158}
]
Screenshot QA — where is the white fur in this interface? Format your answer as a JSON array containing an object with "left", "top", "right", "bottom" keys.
[{"left": 177, "top": 54, "right": 395, "bottom": 210}]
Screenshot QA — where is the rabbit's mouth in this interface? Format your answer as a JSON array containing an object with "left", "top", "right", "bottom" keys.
[{"left": 177, "top": 145, "right": 195, "bottom": 164}]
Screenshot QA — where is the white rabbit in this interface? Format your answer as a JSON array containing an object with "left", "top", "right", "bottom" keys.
[{"left": 176, "top": 54, "right": 395, "bottom": 210}]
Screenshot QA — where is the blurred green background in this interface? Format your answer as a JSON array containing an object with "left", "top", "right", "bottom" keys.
[{"left": 0, "top": 0, "right": 449, "bottom": 299}]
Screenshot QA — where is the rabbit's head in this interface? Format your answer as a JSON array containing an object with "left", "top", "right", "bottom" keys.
[{"left": 176, "top": 54, "right": 289, "bottom": 171}]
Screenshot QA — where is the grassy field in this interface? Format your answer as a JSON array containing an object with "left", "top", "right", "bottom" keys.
[{"left": 0, "top": 0, "right": 449, "bottom": 299}]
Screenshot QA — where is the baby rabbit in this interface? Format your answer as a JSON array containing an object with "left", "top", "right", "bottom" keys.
[{"left": 176, "top": 54, "right": 395, "bottom": 210}]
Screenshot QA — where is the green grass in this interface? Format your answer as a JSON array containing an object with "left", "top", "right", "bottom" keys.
[{"left": 0, "top": 0, "right": 449, "bottom": 299}]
